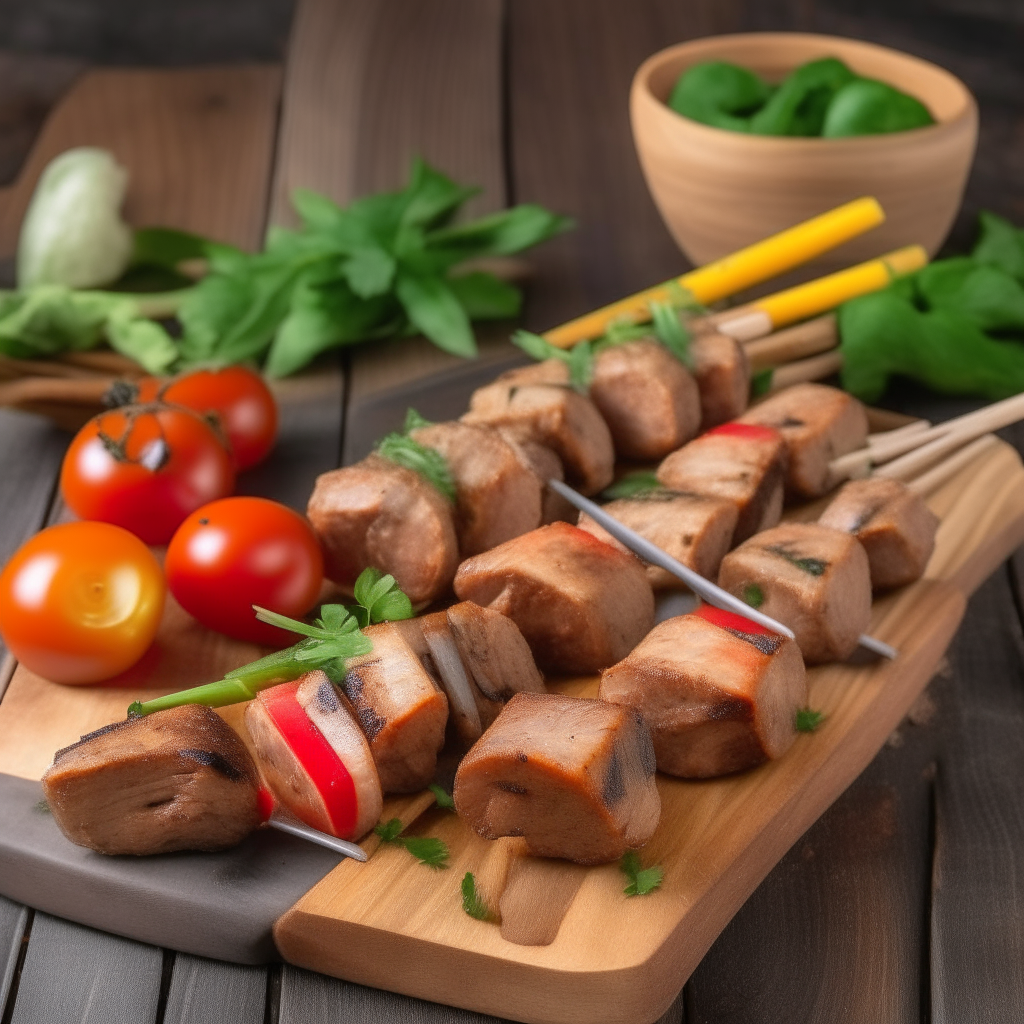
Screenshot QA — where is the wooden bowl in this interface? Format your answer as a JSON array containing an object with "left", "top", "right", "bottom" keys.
[{"left": 630, "top": 33, "right": 978, "bottom": 276}]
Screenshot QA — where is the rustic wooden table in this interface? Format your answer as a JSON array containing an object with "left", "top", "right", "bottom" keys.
[{"left": 2, "top": 1, "right": 1024, "bottom": 1022}]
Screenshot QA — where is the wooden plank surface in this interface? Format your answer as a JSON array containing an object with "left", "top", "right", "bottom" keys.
[
  {"left": 9, "top": 913, "right": 162, "bottom": 1024},
  {"left": 0, "top": 64, "right": 283, "bottom": 255},
  {"left": 0, "top": 897, "right": 28, "bottom": 1015},
  {"left": 163, "top": 955, "right": 267, "bottom": 1024}
]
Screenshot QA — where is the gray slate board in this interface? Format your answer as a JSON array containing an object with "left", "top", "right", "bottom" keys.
[{"left": 0, "top": 772, "right": 345, "bottom": 964}]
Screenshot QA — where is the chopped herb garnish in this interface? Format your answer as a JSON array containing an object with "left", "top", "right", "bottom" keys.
[
  {"left": 511, "top": 329, "right": 593, "bottom": 393},
  {"left": 649, "top": 299, "right": 693, "bottom": 367},
  {"left": 374, "top": 817, "right": 449, "bottom": 869},
  {"left": 796, "top": 708, "right": 826, "bottom": 732},
  {"left": 600, "top": 471, "right": 663, "bottom": 501},
  {"left": 376, "top": 431, "right": 457, "bottom": 502},
  {"left": 461, "top": 871, "right": 496, "bottom": 921},
  {"left": 347, "top": 567, "right": 414, "bottom": 627},
  {"left": 429, "top": 784, "right": 456, "bottom": 811},
  {"left": 742, "top": 583, "right": 765, "bottom": 609},
  {"left": 750, "top": 368, "right": 774, "bottom": 398},
  {"left": 620, "top": 851, "right": 664, "bottom": 896},
  {"left": 34, "top": 800, "right": 51, "bottom": 814},
  {"left": 403, "top": 407, "right": 434, "bottom": 432},
  {"left": 766, "top": 545, "right": 828, "bottom": 577}
]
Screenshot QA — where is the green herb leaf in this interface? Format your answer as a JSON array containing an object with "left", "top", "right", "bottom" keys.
[
  {"left": 341, "top": 246, "right": 397, "bottom": 299},
  {"left": 796, "top": 707, "right": 825, "bottom": 732},
  {"left": 403, "top": 407, "right": 434, "bottom": 432},
  {"left": 401, "top": 836, "right": 450, "bottom": 869},
  {"left": 750, "top": 368, "right": 774, "bottom": 398},
  {"left": 461, "top": 872, "right": 496, "bottom": 921},
  {"left": 620, "top": 851, "right": 664, "bottom": 896},
  {"left": 374, "top": 817, "right": 405, "bottom": 842},
  {"left": 132, "top": 227, "right": 208, "bottom": 270},
  {"left": 742, "top": 583, "right": 764, "bottom": 609},
  {"left": 649, "top": 299, "right": 693, "bottom": 366},
  {"left": 766, "top": 545, "right": 828, "bottom": 576},
  {"left": 377, "top": 432, "right": 457, "bottom": 502},
  {"left": 600, "top": 471, "right": 663, "bottom": 501},
  {"left": 973, "top": 210, "right": 1024, "bottom": 282},
  {"left": 447, "top": 271, "right": 521, "bottom": 320},
  {"left": 429, "top": 784, "right": 455, "bottom": 811},
  {"left": 510, "top": 329, "right": 592, "bottom": 394},
  {"left": 395, "top": 269, "right": 477, "bottom": 357}
]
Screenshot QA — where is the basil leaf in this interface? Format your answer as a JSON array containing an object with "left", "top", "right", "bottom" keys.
[
  {"left": 448, "top": 272, "right": 521, "bottom": 319},
  {"left": 341, "top": 246, "right": 397, "bottom": 298},
  {"left": 132, "top": 227, "right": 208, "bottom": 269},
  {"left": 972, "top": 210, "right": 1024, "bottom": 282},
  {"left": 395, "top": 270, "right": 477, "bottom": 357},
  {"left": 377, "top": 432, "right": 457, "bottom": 501},
  {"left": 401, "top": 158, "right": 479, "bottom": 230},
  {"left": 426, "top": 204, "right": 572, "bottom": 259},
  {"left": 104, "top": 303, "right": 179, "bottom": 372}
]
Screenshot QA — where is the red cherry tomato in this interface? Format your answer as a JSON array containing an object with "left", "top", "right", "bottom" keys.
[
  {"left": 60, "top": 404, "right": 235, "bottom": 545},
  {"left": 130, "top": 366, "right": 277, "bottom": 470},
  {"left": 165, "top": 496, "right": 323, "bottom": 645},
  {"left": 0, "top": 521, "right": 165, "bottom": 684}
]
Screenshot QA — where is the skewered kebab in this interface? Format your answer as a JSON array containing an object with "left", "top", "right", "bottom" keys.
[
  {"left": 717, "top": 522, "right": 872, "bottom": 664},
  {"left": 577, "top": 489, "right": 738, "bottom": 588},
  {"left": 453, "top": 692, "right": 661, "bottom": 865},
  {"left": 599, "top": 605, "right": 806, "bottom": 778},
  {"left": 42, "top": 705, "right": 267, "bottom": 856},
  {"left": 454, "top": 521, "right": 655, "bottom": 674},
  {"left": 656, "top": 423, "right": 787, "bottom": 543},
  {"left": 462, "top": 374, "right": 614, "bottom": 495}
]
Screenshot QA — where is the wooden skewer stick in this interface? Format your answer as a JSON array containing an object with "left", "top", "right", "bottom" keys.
[
  {"left": 765, "top": 350, "right": 843, "bottom": 394},
  {"left": 833, "top": 391, "right": 1024, "bottom": 481},
  {"left": 905, "top": 434, "right": 1000, "bottom": 495},
  {"left": 868, "top": 419, "right": 931, "bottom": 447},
  {"left": 745, "top": 314, "right": 837, "bottom": 371}
]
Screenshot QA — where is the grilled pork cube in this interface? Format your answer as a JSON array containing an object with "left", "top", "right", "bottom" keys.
[
  {"left": 306, "top": 454, "right": 459, "bottom": 605},
  {"left": 691, "top": 332, "right": 750, "bottom": 430},
  {"left": 657, "top": 423, "right": 786, "bottom": 543},
  {"left": 739, "top": 382, "right": 869, "bottom": 497},
  {"left": 588, "top": 340, "right": 701, "bottom": 460},
  {"left": 409, "top": 420, "right": 542, "bottom": 556},
  {"left": 245, "top": 672, "right": 383, "bottom": 840},
  {"left": 42, "top": 705, "right": 262, "bottom": 856},
  {"left": 453, "top": 692, "right": 660, "bottom": 864},
  {"left": 600, "top": 606, "right": 806, "bottom": 777},
  {"left": 503, "top": 434, "right": 577, "bottom": 525},
  {"left": 464, "top": 382, "right": 614, "bottom": 495},
  {"left": 577, "top": 491, "right": 738, "bottom": 588},
  {"left": 818, "top": 477, "right": 939, "bottom": 589},
  {"left": 718, "top": 522, "right": 872, "bottom": 664},
  {"left": 454, "top": 522, "right": 655, "bottom": 674},
  {"left": 341, "top": 623, "right": 449, "bottom": 792}
]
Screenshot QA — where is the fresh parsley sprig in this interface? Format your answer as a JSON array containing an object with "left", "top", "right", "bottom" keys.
[
  {"left": 620, "top": 851, "right": 664, "bottom": 896},
  {"left": 429, "top": 784, "right": 456, "bottom": 811},
  {"left": 461, "top": 872, "right": 497, "bottom": 921},
  {"left": 796, "top": 708, "right": 826, "bottom": 732},
  {"left": 373, "top": 817, "right": 450, "bottom": 869},
  {"left": 376, "top": 432, "right": 457, "bottom": 502},
  {"left": 126, "top": 568, "right": 414, "bottom": 718}
]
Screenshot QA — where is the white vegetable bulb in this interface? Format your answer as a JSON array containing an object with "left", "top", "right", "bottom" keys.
[{"left": 17, "top": 147, "right": 133, "bottom": 289}]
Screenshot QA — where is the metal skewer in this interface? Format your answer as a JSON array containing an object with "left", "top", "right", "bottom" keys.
[
  {"left": 268, "top": 813, "right": 368, "bottom": 862},
  {"left": 549, "top": 479, "right": 897, "bottom": 660}
]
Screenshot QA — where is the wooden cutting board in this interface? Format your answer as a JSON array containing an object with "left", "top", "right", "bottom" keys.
[{"left": 2, "top": 429, "right": 1023, "bottom": 1024}]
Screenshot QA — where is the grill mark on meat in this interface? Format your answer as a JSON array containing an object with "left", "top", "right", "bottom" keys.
[
  {"left": 352, "top": 702, "right": 388, "bottom": 741},
  {"left": 341, "top": 663, "right": 380, "bottom": 701},
  {"left": 721, "top": 627, "right": 785, "bottom": 656},
  {"left": 780, "top": 417, "right": 805, "bottom": 428},
  {"left": 53, "top": 719, "right": 133, "bottom": 761},
  {"left": 315, "top": 678, "right": 341, "bottom": 714},
  {"left": 179, "top": 748, "right": 245, "bottom": 781},
  {"left": 849, "top": 499, "right": 889, "bottom": 532},
  {"left": 496, "top": 781, "right": 528, "bottom": 794},
  {"left": 516, "top": 751, "right": 529, "bottom": 763},
  {"left": 706, "top": 696, "right": 754, "bottom": 722},
  {"left": 603, "top": 752, "right": 625, "bottom": 806},
  {"left": 765, "top": 543, "right": 828, "bottom": 577}
]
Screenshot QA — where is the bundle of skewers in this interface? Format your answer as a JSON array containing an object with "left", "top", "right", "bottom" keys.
[{"left": 38, "top": 197, "right": 1024, "bottom": 934}]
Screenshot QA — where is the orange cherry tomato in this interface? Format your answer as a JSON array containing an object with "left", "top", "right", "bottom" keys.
[
  {"left": 128, "top": 366, "right": 277, "bottom": 470},
  {"left": 60, "top": 404, "right": 235, "bottom": 545},
  {"left": 165, "top": 496, "right": 323, "bottom": 645},
  {"left": 0, "top": 522, "right": 165, "bottom": 684}
]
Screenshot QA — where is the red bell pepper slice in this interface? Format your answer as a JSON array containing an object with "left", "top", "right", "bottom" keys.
[
  {"left": 261, "top": 680, "right": 359, "bottom": 838},
  {"left": 707, "top": 422, "right": 780, "bottom": 442}
]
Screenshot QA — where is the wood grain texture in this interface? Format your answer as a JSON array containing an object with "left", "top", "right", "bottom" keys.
[
  {"left": 8, "top": 912, "right": 162, "bottom": 1024},
  {"left": 0, "top": 65, "right": 283, "bottom": 255},
  {"left": 163, "top": 954, "right": 266, "bottom": 1024},
  {"left": 0, "top": 897, "right": 28, "bottom": 1016},
  {"left": 929, "top": 564, "right": 1024, "bottom": 1022}
]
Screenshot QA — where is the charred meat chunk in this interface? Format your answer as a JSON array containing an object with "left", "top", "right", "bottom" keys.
[
  {"left": 464, "top": 379, "right": 614, "bottom": 496},
  {"left": 306, "top": 454, "right": 459, "bottom": 605},
  {"left": 410, "top": 420, "right": 543, "bottom": 556},
  {"left": 454, "top": 522, "right": 655, "bottom": 674},
  {"left": 42, "top": 705, "right": 262, "bottom": 856},
  {"left": 577, "top": 490, "right": 738, "bottom": 588},
  {"left": 341, "top": 623, "right": 449, "bottom": 793},
  {"left": 657, "top": 423, "right": 786, "bottom": 543},
  {"left": 690, "top": 331, "right": 750, "bottom": 430},
  {"left": 245, "top": 671, "right": 382, "bottom": 840},
  {"left": 453, "top": 692, "right": 661, "bottom": 864},
  {"left": 739, "top": 382, "right": 868, "bottom": 498},
  {"left": 588, "top": 340, "right": 701, "bottom": 460},
  {"left": 818, "top": 476, "right": 939, "bottom": 590},
  {"left": 718, "top": 522, "right": 872, "bottom": 664},
  {"left": 600, "top": 606, "right": 806, "bottom": 778}
]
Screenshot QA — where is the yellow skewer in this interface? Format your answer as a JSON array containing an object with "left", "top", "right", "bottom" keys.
[{"left": 542, "top": 196, "right": 885, "bottom": 348}]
